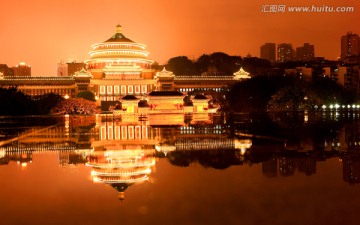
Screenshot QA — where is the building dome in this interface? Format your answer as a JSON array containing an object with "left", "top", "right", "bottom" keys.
[{"left": 86, "top": 25, "right": 154, "bottom": 71}]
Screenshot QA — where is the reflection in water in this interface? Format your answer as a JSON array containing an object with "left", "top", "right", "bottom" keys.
[
  {"left": 87, "top": 149, "right": 155, "bottom": 200},
  {"left": 1, "top": 113, "right": 360, "bottom": 191}
]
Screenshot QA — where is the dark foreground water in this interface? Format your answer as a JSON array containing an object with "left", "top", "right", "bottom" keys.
[{"left": 0, "top": 113, "right": 360, "bottom": 225}]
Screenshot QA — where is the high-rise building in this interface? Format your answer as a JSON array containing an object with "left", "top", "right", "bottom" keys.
[
  {"left": 260, "top": 43, "right": 276, "bottom": 62},
  {"left": 296, "top": 43, "right": 315, "bottom": 61},
  {"left": 57, "top": 60, "right": 86, "bottom": 76},
  {"left": 277, "top": 43, "right": 294, "bottom": 62},
  {"left": 67, "top": 61, "right": 85, "bottom": 76},
  {"left": 13, "top": 62, "right": 31, "bottom": 76},
  {"left": 341, "top": 32, "right": 360, "bottom": 59},
  {"left": 57, "top": 60, "right": 68, "bottom": 76},
  {"left": 0, "top": 64, "right": 14, "bottom": 76}
]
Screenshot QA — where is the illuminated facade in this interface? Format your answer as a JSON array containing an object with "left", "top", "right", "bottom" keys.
[
  {"left": 115, "top": 91, "right": 219, "bottom": 115},
  {"left": 86, "top": 25, "right": 156, "bottom": 102},
  {"left": 0, "top": 25, "right": 250, "bottom": 109},
  {"left": 0, "top": 75, "right": 77, "bottom": 98}
]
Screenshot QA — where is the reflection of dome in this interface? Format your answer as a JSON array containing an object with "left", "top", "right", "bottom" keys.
[{"left": 86, "top": 149, "right": 155, "bottom": 200}]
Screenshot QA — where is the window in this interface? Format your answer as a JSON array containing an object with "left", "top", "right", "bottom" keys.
[
  {"left": 121, "top": 126, "right": 127, "bottom": 139},
  {"left": 128, "top": 85, "right": 133, "bottom": 94},
  {"left": 100, "top": 85, "right": 105, "bottom": 94},
  {"left": 107, "top": 86, "right": 113, "bottom": 94},
  {"left": 114, "top": 86, "right": 119, "bottom": 94},
  {"left": 141, "top": 85, "right": 147, "bottom": 93},
  {"left": 121, "top": 85, "right": 126, "bottom": 94},
  {"left": 135, "top": 85, "right": 140, "bottom": 94}
]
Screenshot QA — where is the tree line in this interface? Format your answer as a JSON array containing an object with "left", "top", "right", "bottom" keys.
[
  {"left": 162, "top": 52, "right": 271, "bottom": 75},
  {"left": 226, "top": 75, "right": 357, "bottom": 113},
  {"left": 0, "top": 88, "right": 97, "bottom": 116}
]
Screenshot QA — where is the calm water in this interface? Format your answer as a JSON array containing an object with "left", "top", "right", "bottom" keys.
[{"left": 0, "top": 113, "right": 360, "bottom": 225}]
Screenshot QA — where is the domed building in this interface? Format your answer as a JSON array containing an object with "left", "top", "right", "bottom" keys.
[{"left": 86, "top": 25, "right": 157, "bottom": 102}]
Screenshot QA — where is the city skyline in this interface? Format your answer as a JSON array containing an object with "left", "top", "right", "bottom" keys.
[{"left": 0, "top": 0, "right": 359, "bottom": 75}]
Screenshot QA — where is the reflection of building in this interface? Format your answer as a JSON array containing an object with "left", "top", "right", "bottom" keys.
[
  {"left": 0, "top": 150, "right": 32, "bottom": 167},
  {"left": 87, "top": 150, "right": 155, "bottom": 200},
  {"left": 262, "top": 158, "right": 278, "bottom": 177},
  {"left": 342, "top": 155, "right": 360, "bottom": 184}
]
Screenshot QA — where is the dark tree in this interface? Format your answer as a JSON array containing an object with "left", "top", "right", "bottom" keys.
[
  {"left": 33, "top": 93, "right": 64, "bottom": 115},
  {"left": 167, "top": 56, "right": 194, "bottom": 75},
  {"left": 77, "top": 91, "right": 96, "bottom": 102},
  {"left": 0, "top": 87, "right": 37, "bottom": 115},
  {"left": 227, "top": 76, "right": 296, "bottom": 112}
]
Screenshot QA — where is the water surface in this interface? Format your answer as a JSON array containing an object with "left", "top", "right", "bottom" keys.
[{"left": 0, "top": 113, "right": 359, "bottom": 225}]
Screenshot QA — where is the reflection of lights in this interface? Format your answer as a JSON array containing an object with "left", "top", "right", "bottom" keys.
[
  {"left": 21, "top": 163, "right": 27, "bottom": 167},
  {"left": 86, "top": 149, "right": 156, "bottom": 201},
  {"left": 240, "top": 148, "right": 247, "bottom": 156},
  {"left": 304, "top": 114, "right": 308, "bottom": 123},
  {"left": 234, "top": 139, "right": 252, "bottom": 153},
  {"left": 155, "top": 145, "right": 176, "bottom": 154}
]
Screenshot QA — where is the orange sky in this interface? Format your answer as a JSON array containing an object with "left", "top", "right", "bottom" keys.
[{"left": 0, "top": 0, "right": 359, "bottom": 75}]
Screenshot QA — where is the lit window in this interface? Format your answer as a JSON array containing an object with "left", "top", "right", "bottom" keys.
[
  {"left": 128, "top": 85, "right": 133, "bottom": 94},
  {"left": 121, "top": 126, "right": 127, "bottom": 139},
  {"left": 128, "top": 126, "right": 134, "bottom": 139},
  {"left": 121, "top": 85, "right": 126, "bottom": 94},
  {"left": 135, "top": 85, "right": 140, "bottom": 93},
  {"left": 141, "top": 85, "right": 147, "bottom": 93},
  {"left": 114, "top": 86, "right": 119, "bottom": 94},
  {"left": 100, "top": 85, "right": 106, "bottom": 94},
  {"left": 107, "top": 86, "right": 113, "bottom": 94}
]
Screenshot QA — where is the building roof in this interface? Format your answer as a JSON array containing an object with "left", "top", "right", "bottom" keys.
[
  {"left": 105, "top": 25, "right": 134, "bottom": 43},
  {"left": 148, "top": 91, "right": 184, "bottom": 96},
  {"left": 193, "top": 94, "right": 208, "bottom": 100},
  {"left": 122, "top": 95, "right": 138, "bottom": 100}
]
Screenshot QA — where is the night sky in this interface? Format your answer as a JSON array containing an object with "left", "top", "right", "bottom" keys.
[{"left": 0, "top": 0, "right": 359, "bottom": 75}]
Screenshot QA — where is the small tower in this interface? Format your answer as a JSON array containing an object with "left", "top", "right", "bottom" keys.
[{"left": 155, "top": 67, "right": 175, "bottom": 91}]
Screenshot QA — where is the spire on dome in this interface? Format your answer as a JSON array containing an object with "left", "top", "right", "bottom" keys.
[{"left": 116, "top": 24, "right": 122, "bottom": 33}]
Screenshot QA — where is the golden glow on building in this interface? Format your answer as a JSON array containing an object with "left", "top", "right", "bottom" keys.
[
  {"left": 86, "top": 25, "right": 154, "bottom": 78},
  {"left": 86, "top": 148, "right": 156, "bottom": 200}
]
